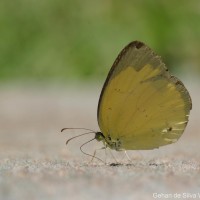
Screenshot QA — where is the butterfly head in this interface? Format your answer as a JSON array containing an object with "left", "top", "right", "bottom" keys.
[
  {"left": 95, "top": 132, "right": 105, "bottom": 141},
  {"left": 95, "top": 132, "right": 123, "bottom": 151}
]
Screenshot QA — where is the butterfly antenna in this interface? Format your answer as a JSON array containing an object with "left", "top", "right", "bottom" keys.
[
  {"left": 64, "top": 131, "right": 95, "bottom": 145},
  {"left": 61, "top": 128, "right": 96, "bottom": 145},
  {"left": 61, "top": 127, "right": 96, "bottom": 132},
  {"left": 80, "top": 138, "right": 105, "bottom": 164}
]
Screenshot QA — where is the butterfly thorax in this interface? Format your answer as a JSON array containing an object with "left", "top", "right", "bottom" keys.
[{"left": 95, "top": 132, "right": 123, "bottom": 151}]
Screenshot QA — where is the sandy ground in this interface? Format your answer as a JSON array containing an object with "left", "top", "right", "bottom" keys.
[{"left": 0, "top": 80, "right": 200, "bottom": 200}]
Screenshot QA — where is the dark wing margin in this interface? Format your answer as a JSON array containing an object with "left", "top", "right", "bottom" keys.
[
  {"left": 170, "top": 75, "right": 192, "bottom": 110},
  {"left": 97, "top": 41, "right": 145, "bottom": 120}
]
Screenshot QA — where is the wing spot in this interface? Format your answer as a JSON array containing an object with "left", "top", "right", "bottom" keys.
[
  {"left": 133, "top": 41, "right": 144, "bottom": 49},
  {"left": 175, "top": 79, "right": 184, "bottom": 86},
  {"left": 167, "top": 127, "right": 172, "bottom": 131},
  {"left": 114, "top": 88, "right": 121, "bottom": 92},
  {"left": 162, "top": 127, "right": 173, "bottom": 134}
]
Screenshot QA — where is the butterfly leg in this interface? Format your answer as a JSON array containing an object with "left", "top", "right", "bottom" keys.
[
  {"left": 89, "top": 146, "right": 106, "bottom": 164},
  {"left": 124, "top": 151, "right": 132, "bottom": 162},
  {"left": 116, "top": 150, "right": 132, "bottom": 164},
  {"left": 108, "top": 149, "right": 119, "bottom": 164}
]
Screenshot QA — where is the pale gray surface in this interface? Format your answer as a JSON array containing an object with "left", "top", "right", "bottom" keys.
[{"left": 0, "top": 80, "right": 199, "bottom": 200}]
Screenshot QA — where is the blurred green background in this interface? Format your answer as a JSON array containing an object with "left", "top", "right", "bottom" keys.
[
  {"left": 1, "top": 0, "right": 200, "bottom": 83},
  {"left": 0, "top": 2, "right": 199, "bottom": 199}
]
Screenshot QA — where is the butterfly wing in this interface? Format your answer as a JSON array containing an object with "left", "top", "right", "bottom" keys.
[{"left": 97, "top": 41, "right": 192, "bottom": 150}]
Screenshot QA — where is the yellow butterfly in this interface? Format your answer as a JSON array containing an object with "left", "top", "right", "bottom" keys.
[{"left": 62, "top": 41, "right": 192, "bottom": 158}]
